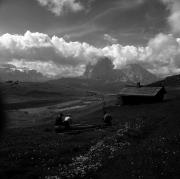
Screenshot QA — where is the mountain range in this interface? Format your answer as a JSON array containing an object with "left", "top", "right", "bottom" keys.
[
  {"left": 0, "top": 59, "right": 159, "bottom": 85},
  {"left": 83, "top": 58, "right": 159, "bottom": 85},
  {"left": 0, "top": 64, "right": 48, "bottom": 82}
]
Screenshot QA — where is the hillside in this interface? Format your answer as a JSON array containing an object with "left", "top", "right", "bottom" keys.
[
  {"left": 0, "top": 77, "right": 128, "bottom": 109},
  {"left": 149, "top": 74, "right": 180, "bottom": 87},
  {"left": 0, "top": 87, "right": 180, "bottom": 178}
]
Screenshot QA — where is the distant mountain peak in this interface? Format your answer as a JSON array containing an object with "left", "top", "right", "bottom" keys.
[{"left": 84, "top": 60, "right": 159, "bottom": 85}]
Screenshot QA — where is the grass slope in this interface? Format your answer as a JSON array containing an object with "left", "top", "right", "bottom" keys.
[
  {"left": 0, "top": 78, "right": 125, "bottom": 110},
  {"left": 0, "top": 87, "right": 180, "bottom": 178}
]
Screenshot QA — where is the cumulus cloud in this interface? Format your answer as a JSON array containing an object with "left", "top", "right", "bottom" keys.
[
  {"left": 143, "top": 33, "right": 180, "bottom": 76},
  {"left": 36, "top": 0, "right": 84, "bottom": 16},
  {"left": 104, "top": 34, "right": 118, "bottom": 44},
  {"left": 8, "top": 59, "right": 84, "bottom": 77},
  {"left": 161, "top": 0, "right": 180, "bottom": 34},
  {"left": 0, "top": 31, "right": 180, "bottom": 77},
  {"left": 0, "top": 31, "right": 100, "bottom": 76}
]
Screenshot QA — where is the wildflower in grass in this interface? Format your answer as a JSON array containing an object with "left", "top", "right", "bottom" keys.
[{"left": 59, "top": 126, "right": 131, "bottom": 178}]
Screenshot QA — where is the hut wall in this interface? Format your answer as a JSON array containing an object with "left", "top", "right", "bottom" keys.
[
  {"left": 155, "top": 90, "right": 165, "bottom": 102},
  {"left": 120, "top": 95, "right": 164, "bottom": 105}
]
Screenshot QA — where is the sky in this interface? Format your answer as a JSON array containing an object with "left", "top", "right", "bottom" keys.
[{"left": 0, "top": 0, "right": 180, "bottom": 77}]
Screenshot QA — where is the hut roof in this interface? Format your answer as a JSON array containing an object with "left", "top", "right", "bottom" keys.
[{"left": 119, "top": 87, "right": 163, "bottom": 97}]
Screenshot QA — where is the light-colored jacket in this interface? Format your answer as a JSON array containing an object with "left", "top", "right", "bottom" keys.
[{"left": 64, "top": 116, "right": 72, "bottom": 124}]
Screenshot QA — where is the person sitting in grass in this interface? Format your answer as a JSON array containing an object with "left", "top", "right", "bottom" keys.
[
  {"left": 63, "top": 114, "right": 72, "bottom": 130},
  {"left": 55, "top": 113, "right": 63, "bottom": 125},
  {"left": 54, "top": 113, "right": 64, "bottom": 132},
  {"left": 103, "top": 111, "right": 112, "bottom": 126},
  {"left": 55, "top": 113, "right": 72, "bottom": 132}
]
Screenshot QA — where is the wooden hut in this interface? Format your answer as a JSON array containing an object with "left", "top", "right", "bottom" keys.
[{"left": 118, "top": 86, "right": 166, "bottom": 105}]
